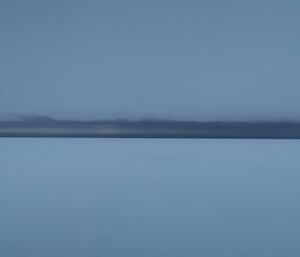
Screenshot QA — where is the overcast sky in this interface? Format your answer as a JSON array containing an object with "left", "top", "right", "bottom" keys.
[{"left": 0, "top": 0, "right": 299, "bottom": 121}]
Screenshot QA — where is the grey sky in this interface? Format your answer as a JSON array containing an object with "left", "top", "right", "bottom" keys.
[{"left": 0, "top": 0, "right": 299, "bottom": 121}]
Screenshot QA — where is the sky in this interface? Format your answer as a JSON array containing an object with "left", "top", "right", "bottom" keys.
[{"left": 0, "top": 0, "right": 300, "bottom": 121}]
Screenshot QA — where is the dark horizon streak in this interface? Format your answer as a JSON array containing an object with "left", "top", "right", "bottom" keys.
[
  {"left": 1, "top": 122, "right": 300, "bottom": 139},
  {"left": 1, "top": 134, "right": 300, "bottom": 139}
]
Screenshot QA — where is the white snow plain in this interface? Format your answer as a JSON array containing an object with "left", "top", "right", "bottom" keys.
[{"left": 0, "top": 139, "right": 300, "bottom": 257}]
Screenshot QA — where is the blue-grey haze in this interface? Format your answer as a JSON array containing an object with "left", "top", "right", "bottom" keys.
[{"left": 0, "top": 0, "right": 300, "bottom": 120}]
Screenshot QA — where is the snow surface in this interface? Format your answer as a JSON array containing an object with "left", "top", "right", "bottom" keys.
[{"left": 1, "top": 139, "right": 300, "bottom": 257}]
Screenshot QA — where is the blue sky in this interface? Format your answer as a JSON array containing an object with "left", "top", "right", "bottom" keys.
[{"left": 1, "top": 0, "right": 299, "bottom": 121}]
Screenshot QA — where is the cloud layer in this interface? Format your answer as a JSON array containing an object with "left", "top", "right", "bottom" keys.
[{"left": 1, "top": 0, "right": 300, "bottom": 121}]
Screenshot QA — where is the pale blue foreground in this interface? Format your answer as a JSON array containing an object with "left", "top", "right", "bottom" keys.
[{"left": 0, "top": 139, "right": 300, "bottom": 257}]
